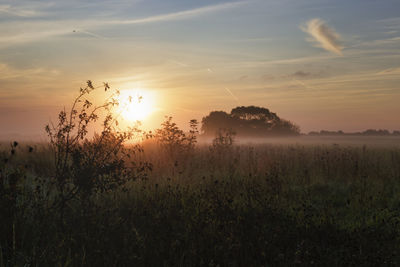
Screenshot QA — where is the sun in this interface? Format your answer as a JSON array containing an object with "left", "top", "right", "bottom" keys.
[{"left": 117, "top": 89, "right": 154, "bottom": 122}]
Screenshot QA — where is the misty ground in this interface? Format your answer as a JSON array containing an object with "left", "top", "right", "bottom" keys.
[{"left": 200, "top": 135, "right": 400, "bottom": 147}]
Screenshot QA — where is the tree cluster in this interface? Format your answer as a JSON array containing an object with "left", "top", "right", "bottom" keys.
[{"left": 201, "top": 106, "right": 300, "bottom": 137}]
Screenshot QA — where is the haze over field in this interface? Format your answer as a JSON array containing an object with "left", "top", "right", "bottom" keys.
[
  {"left": 1, "top": 0, "right": 400, "bottom": 139},
  {"left": 2, "top": 2, "right": 400, "bottom": 265}
]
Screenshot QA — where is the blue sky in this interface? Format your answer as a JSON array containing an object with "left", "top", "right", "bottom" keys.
[{"left": 0, "top": 0, "right": 399, "bottom": 138}]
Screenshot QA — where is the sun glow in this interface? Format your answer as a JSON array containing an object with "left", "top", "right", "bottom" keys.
[{"left": 117, "top": 89, "right": 154, "bottom": 122}]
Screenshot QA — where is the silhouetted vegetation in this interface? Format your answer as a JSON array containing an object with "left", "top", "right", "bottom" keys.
[
  {"left": 201, "top": 106, "right": 300, "bottom": 137},
  {"left": 1, "top": 82, "right": 400, "bottom": 266},
  {"left": 154, "top": 116, "right": 198, "bottom": 156}
]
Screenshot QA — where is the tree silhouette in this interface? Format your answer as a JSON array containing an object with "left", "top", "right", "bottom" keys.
[
  {"left": 201, "top": 111, "right": 235, "bottom": 134},
  {"left": 231, "top": 106, "right": 278, "bottom": 122},
  {"left": 201, "top": 106, "right": 300, "bottom": 136}
]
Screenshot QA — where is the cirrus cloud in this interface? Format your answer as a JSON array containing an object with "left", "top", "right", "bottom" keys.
[{"left": 302, "top": 18, "right": 343, "bottom": 56}]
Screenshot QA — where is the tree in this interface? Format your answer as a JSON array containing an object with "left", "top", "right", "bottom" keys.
[
  {"left": 154, "top": 117, "right": 199, "bottom": 155},
  {"left": 270, "top": 119, "right": 301, "bottom": 135},
  {"left": 231, "top": 106, "right": 278, "bottom": 123},
  {"left": 201, "top": 111, "right": 234, "bottom": 135},
  {"left": 201, "top": 106, "right": 300, "bottom": 136}
]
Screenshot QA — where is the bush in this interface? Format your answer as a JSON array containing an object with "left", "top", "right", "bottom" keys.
[
  {"left": 154, "top": 117, "right": 199, "bottom": 156},
  {"left": 212, "top": 128, "right": 236, "bottom": 151}
]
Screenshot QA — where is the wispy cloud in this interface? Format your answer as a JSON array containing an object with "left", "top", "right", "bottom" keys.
[
  {"left": 0, "top": 4, "right": 40, "bottom": 17},
  {"left": 105, "top": 1, "right": 248, "bottom": 25},
  {"left": 377, "top": 67, "right": 400, "bottom": 75},
  {"left": 169, "top": 60, "right": 189, "bottom": 67},
  {"left": 0, "top": 28, "right": 73, "bottom": 47},
  {"left": 354, "top": 36, "right": 400, "bottom": 48},
  {"left": 0, "top": 0, "right": 55, "bottom": 18},
  {"left": 291, "top": 78, "right": 318, "bottom": 91},
  {"left": 0, "top": 63, "right": 59, "bottom": 80},
  {"left": 0, "top": 1, "right": 248, "bottom": 47},
  {"left": 260, "top": 70, "right": 325, "bottom": 82},
  {"left": 306, "top": 69, "right": 400, "bottom": 86},
  {"left": 289, "top": 71, "right": 316, "bottom": 79},
  {"left": 302, "top": 18, "right": 343, "bottom": 55},
  {"left": 378, "top": 17, "right": 400, "bottom": 30}
]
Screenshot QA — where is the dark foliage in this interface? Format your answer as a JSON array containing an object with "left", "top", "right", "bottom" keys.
[
  {"left": 154, "top": 117, "right": 199, "bottom": 157},
  {"left": 201, "top": 105, "right": 300, "bottom": 137}
]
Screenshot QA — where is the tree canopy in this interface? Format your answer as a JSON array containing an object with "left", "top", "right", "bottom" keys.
[{"left": 201, "top": 106, "right": 300, "bottom": 136}]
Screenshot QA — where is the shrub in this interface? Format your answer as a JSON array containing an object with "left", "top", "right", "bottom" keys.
[
  {"left": 212, "top": 128, "right": 236, "bottom": 152},
  {"left": 44, "top": 81, "right": 147, "bottom": 208},
  {"left": 154, "top": 116, "right": 199, "bottom": 156}
]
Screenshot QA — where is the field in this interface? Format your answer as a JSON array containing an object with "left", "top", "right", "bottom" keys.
[{"left": 1, "top": 136, "right": 400, "bottom": 266}]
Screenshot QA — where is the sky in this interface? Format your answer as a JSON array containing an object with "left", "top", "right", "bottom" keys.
[{"left": 0, "top": 0, "right": 399, "bottom": 139}]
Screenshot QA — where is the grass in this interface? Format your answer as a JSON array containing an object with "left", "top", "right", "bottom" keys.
[{"left": 1, "top": 139, "right": 400, "bottom": 266}]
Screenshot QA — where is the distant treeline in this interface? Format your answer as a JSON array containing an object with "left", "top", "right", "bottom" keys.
[
  {"left": 308, "top": 129, "right": 400, "bottom": 136},
  {"left": 201, "top": 106, "right": 300, "bottom": 137}
]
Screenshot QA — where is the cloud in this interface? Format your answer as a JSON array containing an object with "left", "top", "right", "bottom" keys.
[
  {"left": 0, "top": 63, "right": 59, "bottom": 80},
  {"left": 377, "top": 67, "right": 400, "bottom": 75},
  {"left": 169, "top": 60, "right": 188, "bottom": 67},
  {"left": 0, "top": 1, "right": 54, "bottom": 18},
  {"left": 290, "top": 71, "right": 312, "bottom": 78},
  {"left": 0, "top": 1, "right": 248, "bottom": 47},
  {"left": 378, "top": 17, "right": 400, "bottom": 30},
  {"left": 0, "top": 4, "right": 40, "bottom": 17},
  {"left": 261, "top": 70, "right": 325, "bottom": 81},
  {"left": 106, "top": 1, "right": 248, "bottom": 25},
  {"left": 355, "top": 36, "right": 400, "bottom": 47},
  {"left": 288, "top": 70, "right": 325, "bottom": 79},
  {"left": 385, "top": 30, "right": 398, "bottom": 35},
  {"left": 261, "top": 74, "right": 276, "bottom": 81},
  {"left": 302, "top": 18, "right": 343, "bottom": 55},
  {"left": 0, "top": 29, "right": 73, "bottom": 47}
]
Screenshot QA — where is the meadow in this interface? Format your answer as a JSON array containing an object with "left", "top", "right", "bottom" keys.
[
  {"left": 0, "top": 83, "right": 399, "bottom": 266},
  {"left": 1, "top": 135, "right": 400, "bottom": 266}
]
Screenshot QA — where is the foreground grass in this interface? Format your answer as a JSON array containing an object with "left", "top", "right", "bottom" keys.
[{"left": 1, "top": 141, "right": 400, "bottom": 266}]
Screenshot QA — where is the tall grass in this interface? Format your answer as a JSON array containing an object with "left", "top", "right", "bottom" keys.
[{"left": 1, "top": 140, "right": 400, "bottom": 266}]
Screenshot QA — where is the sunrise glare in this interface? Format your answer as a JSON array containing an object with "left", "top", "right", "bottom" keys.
[{"left": 117, "top": 89, "right": 155, "bottom": 122}]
